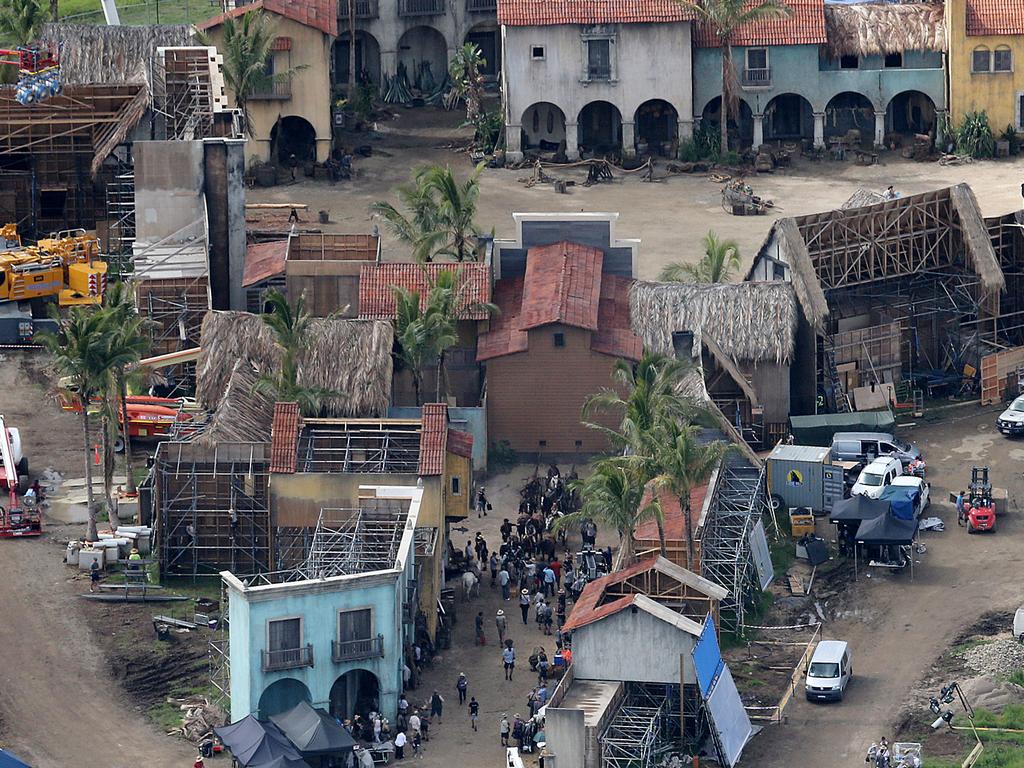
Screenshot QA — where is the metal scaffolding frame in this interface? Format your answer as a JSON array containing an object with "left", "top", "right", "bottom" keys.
[
  {"left": 301, "top": 503, "right": 409, "bottom": 580},
  {"left": 152, "top": 47, "right": 222, "bottom": 141},
  {"left": 699, "top": 461, "right": 767, "bottom": 634},
  {"left": 600, "top": 684, "right": 683, "bottom": 768},
  {"left": 296, "top": 421, "right": 422, "bottom": 474}
]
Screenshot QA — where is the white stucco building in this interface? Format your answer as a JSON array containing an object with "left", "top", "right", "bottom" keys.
[{"left": 498, "top": 0, "right": 695, "bottom": 161}]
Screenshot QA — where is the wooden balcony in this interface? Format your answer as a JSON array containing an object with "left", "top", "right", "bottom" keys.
[
  {"left": 261, "top": 644, "right": 314, "bottom": 671},
  {"left": 332, "top": 634, "right": 385, "bottom": 662}
]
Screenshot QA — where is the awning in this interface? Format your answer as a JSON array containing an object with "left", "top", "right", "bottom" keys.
[
  {"left": 829, "top": 494, "right": 890, "bottom": 524},
  {"left": 214, "top": 714, "right": 303, "bottom": 767},
  {"left": 271, "top": 700, "right": 356, "bottom": 755}
]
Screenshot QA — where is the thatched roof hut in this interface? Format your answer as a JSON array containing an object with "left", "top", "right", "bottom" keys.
[
  {"left": 630, "top": 281, "right": 799, "bottom": 364},
  {"left": 194, "top": 360, "right": 275, "bottom": 446},
  {"left": 42, "top": 24, "right": 194, "bottom": 84},
  {"left": 823, "top": 3, "right": 946, "bottom": 59},
  {"left": 752, "top": 218, "right": 831, "bottom": 331},
  {"left": 196, "top": 311, "right": 394, "bottom": 417}
]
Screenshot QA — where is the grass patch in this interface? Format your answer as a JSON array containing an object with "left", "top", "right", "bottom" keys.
[
  {"left": 58, "top": 0, "right": 203, "bottom": 25},
  {"left": 770, "top": 538, "right": 795, "bottom": 580},
  {"left": 948, "top": 638, "right": 989, "bottom": 657},
  {"left": 1009, "top": 670, "right": 1024, "bottom": 687}
]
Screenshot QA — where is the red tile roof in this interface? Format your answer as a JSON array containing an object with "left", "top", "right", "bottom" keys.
[
  {"left": 242, "top": 240, "right": 288, "bottom": 288},
  {"left": 634, "top": 483, "right": 708, "bottom": 543},
  {"left": 477, "top": 244, "right": 641, "bottom": 362},
  {"left": 966, "top": 0, "right": 1024, "bottom": 35},
  {"left": 447, "top": 429, "right": 474, "bottom": 459},
  {"left": 418, "top": 403, "right": 448, "bottom": 476},
  {"left": 498, "top": 0, "right": 694, "bottom": 26},
  {"left": 562, "top": 557, "right": 669, "bottom": 632},
  {"left": 694, "top": 0, "right": 826, "bottom": 47},
  {"left": 270, "top": 402, "right": 301, "bottom": 474},
  {"left": 358, "top": 263, "right": 493, "bottom": 321},
  {"left": 197, "top": 0, "right": 337, "bottom": 37}
]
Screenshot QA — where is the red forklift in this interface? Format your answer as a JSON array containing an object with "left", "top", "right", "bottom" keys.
[{"left": 960, "top": 467, "right": 996, "bottom": 534}]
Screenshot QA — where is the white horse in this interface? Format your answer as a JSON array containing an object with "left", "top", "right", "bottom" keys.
[{"left": 461, "top": 570, "right": 479, "bottom": 601}]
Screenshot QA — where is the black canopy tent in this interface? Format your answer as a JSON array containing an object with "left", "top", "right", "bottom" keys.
[
  {"left": 854, "top": 513, "right": 920, "bottom": 580},
  {"left": 214, "top": 715, "right": 304, "bottom": 767},
  {"left": 829, "top": 495, "right": 890, "bottom": 524},
  {"left": 271, "top": 701, "right": 356, "bottom": 765},
  {"left": 250, "top": 757, "right": 310, "bottom": 768}
]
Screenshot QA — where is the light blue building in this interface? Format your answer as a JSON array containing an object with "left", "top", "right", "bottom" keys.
[
  {"left": 221, "top": 484, "right": 422, "bottom": 723},
  {"left": 693, "top": 0, "right": 947, "bottom": 149}
]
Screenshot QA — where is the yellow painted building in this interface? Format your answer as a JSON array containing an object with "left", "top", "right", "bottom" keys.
[
  {"left": 198, "top": 0, "right": 336, "bottom": 162},
  {"left": 947, "top": 0, "right": 1024, "bottom": 131}
]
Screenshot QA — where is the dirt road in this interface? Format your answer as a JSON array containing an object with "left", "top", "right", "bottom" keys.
[
  {"left": 742, "top": 407, "right": 1024, "bottom": 767},
  {"left": 250, "top": 107, "right": 1024, "bottom": 279},
  {"left": 0, "top": 353, "right": 193, "bottom": 767}
]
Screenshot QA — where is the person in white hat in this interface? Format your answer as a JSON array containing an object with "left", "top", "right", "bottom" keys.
[
  {"left": 495, "top": 608, "right": 508, "bottom": 643},
  {"left": 519, "top": 588, "right": 531, "bottom": 624}
]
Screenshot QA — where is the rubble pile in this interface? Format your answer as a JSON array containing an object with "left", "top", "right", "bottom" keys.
[{"left": 961, "top": 639, "right": 1024, "bottom": 677}]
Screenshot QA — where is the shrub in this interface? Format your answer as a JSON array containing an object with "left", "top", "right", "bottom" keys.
[{"left": 956, "top": 111, "right": 996, "bottom": 158}]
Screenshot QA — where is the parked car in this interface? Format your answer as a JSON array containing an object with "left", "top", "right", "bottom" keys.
[
  {"left": 889, "top": 475, "right": 930, "bottom": 511},
  {"left": 851, "top": 456, "right": 903, "bottom": 499},
  {"left": 1015, "top": 605, "right": 1024, "bottom": 642},
  {"left": 996, "top": 396, "right": 1024, "bottom": 436},
  {"left": 831, "top": 432, "right": 921, "bottom": 466},
  {"left": 806, "top": 640, "right": 852, "bottom": 702}
]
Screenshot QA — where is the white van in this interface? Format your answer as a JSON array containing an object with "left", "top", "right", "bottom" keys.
[
  {"left": 805, "top": 640, "right": 852, "bottom": 702},
  {"left": 851, "top": 456, "right": 902, "bottom": 499}
]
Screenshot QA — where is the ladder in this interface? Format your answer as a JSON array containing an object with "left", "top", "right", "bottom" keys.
[{"left": 823, "top": 337, "right": 851, "bottom": 413}]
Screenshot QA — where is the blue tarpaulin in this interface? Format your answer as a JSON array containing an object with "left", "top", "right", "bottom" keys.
[
  {"left": 692, "top": 615, "right": 725, "bottom": 698},
  {"left": 879, "top": 485, "right": 920, "bottom": 521},
  {"left": 0, "top": 750, "right": 32, "bottom": 768}
]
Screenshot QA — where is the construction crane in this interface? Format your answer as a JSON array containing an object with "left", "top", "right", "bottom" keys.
[{"left": 0, "top": 414, "right": 40, "bottom": 538}]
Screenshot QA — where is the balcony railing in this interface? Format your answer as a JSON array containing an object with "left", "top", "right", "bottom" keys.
[
  {"left": 339, "top": 0, "right": 379, "bottom": 19},
  {"left": 251, "top": 78, "right": 291, "bottom": 100},
  {"left": 262, "top": 644, "right": 314, "bottom": 672},
  {"left": 332, "top": 634, "right": 385, "bottom": 662},
  {"left": 742, "top": 67, "right": 771, "bottom": 87},
  {"left": 466, "top": 0, "right": 496, "bottom": 10},
  {"left": 398, "top": 0, "right": 444, "bottom": 16}
]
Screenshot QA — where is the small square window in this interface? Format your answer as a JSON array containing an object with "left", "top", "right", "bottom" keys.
[
  {"left": 574, "top": 440, "right": 583, "bottom": 449},
  {"left": 995, "top": 48, "right": 1013, "bottom": 72},
  {"left": 539, "top": 440, "right": 547, "bottom": 448},
  {"left": 531, "top": 45, "right": 545, "bottom": 60},
  {"left": 840, "top": 55, "right": 858, "bottom": 69},
  {"left": 973, "top": 49, "right": 991, "bottom": 72},
  {"left": 553, "top": 332, "right": 565, "bottom": 347},
  {"left": 746, "top": 48, "right": 767, "bottom": 70},
  {"left": 451, "top": 476, "right": 461, "bottom": 495},
  {"left": 884, "top": 52, "right": 902, "bottom": 68}
]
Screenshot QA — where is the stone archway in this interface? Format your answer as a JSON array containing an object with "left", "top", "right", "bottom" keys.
[
  {"left": 397, "top": 26, "right": 448, "bottom": 92},
  {"left": 763, "top": 92, "right": 814, "bottom": 142},
  {"left": 634, "top": 99, "right": 679, "bottom": 155},
  {"left": 824, "top": 91, "right": 875, "bottom": 144},
  {"left": 258, "top": 678, "right": 312, "bottom": 720},
  {"left": 886, "top": 90, "right": 936, "bottom": 137},
  {"left": 334, "top": 30, "right": 382, "bottom": 88},
  {"left": 330, "top": 669, "right": 381, "bottom": 721},
  {"left": 700, "top": 96, "right": 754, "bottom": 150},
  {"left": 578, "top": 101, "right": 622, "bottom": 155},
  {"left": 465, "top": 22, "right": 500, "bottom": 78},
  {"left": 521, "top": 102, "right": 566, "bottom": 151},
  {"left": 270, "top": 116, "right": 317, "bottom": 163}
]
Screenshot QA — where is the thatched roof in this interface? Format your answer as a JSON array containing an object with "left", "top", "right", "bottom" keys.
[
  {"left": 42, "top": 24, "right": 194, "bottom": 84},
  {"left": 749, "top": 218, "right": 830, "bottom": 331},
  {"left": 842, "top": 188, "right": 886, "bottom": 210},
  {"left": 194, "top": 360, "right": 274, "bottom": 446},
  {"left": 196, "top": 311, "right": 394, "bottom": 417},
  {"left": 91, "top": 78, "right": 149, "bottom": 176},
  {"left": 950, "top": 183, "right": 1005, "bottom": 293},
  {"left": 630, "top": 281, "right": 798, "bottom": 365},
  {"left": 823, "top": 3, "right": 946, "bottom": 58}
]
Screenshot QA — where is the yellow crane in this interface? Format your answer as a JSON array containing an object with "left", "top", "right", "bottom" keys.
[{"left": 0, "top": 225, "right": 108, "bottom": 307}]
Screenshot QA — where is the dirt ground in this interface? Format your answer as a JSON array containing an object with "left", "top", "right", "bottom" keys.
[{"left": 249, "top": 107, "right": 1024, "bottom": 278}]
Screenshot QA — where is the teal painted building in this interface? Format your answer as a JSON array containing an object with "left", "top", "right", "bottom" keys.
[
  {"left": 222, "top": 484, "right": 423, "bottom": 723},
  {"left": 692, "top": 0, "right": 947, "bottom": 149}
]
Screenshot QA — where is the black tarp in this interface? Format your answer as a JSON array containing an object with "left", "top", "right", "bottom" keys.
[
  {"left": 829, "top": 495, "right": 890, "bottom": 524},
  {"left": 855, "top": 513, "right": 919, "bottom": 545},
  {"left": 250, "top": 756, "right": 310, "bottom": 768},
  {"left": 214, "top": 715, "right": 303, "bottom": 767},
  {"left": 804, "top": 537, "right": 830, "bottom": 566},
  {"left": 789, "top": 412, "right": 896, "bottom": 447},
  {"left": 271, "top": 701, "right": 356, "bottom": 756}
]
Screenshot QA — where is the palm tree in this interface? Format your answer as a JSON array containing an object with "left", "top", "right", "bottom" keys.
[
  {"left": 450, "top": 43, "right": 486, "bottom": 130},
  {"left": 0, "top": 0, "right": 49, "bottom": 48},
  {"left": 558, "top": 459, "right": 650, "bottom": 566},
  {"left": 393, "top": 287, "right": 430, "bottom": 406},
  {"left": 254, "top": 290, "right": 335, "bottom": 416},
  {"left": 40, "top": 308, "right": 134, "bottom": 540},
  {"left": 198, "top": 9, "right": 303, "bottom": 137},
  {"left": 659, "top": 230, "right": 741, "bottom": 284},
  {"left": 678, "top": 0, "right": 792, "bottom": 151},
  {"left": 371, "top": 164, "right": 484, "bottom": 262},
  {"left": 646, "top": 421, "right": 731, "bottom": 563}
]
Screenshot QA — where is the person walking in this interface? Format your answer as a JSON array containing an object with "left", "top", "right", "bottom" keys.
[
  {"left": 489, "top": 552, "right": 499, "bottom": 587},
  {"left": 499, "top": 566, "right": 511, "bottom": 600},
  {"left": 475, "top": 611, "right": 486, "bottom": 646},
  {"left": 430, "top": 690, "right": 444, "bottom": 724},
  {"left": 468, "top": 697, "right": 479, "bottom": 731},
  {"left": 476, "top": 487, "right": 489, "bottom": 518},
  {"left": 519, "top": 588, "right": 530, "bottom": 624},
  {"left": 89, "top": 558, "right": 101, "bottom": 593},
  {"left": 956, "top": 489, "right": 966, "bottom": 526},
  {"left": 500, "top": 714, "right": 510, "bottom": 746},
  {"left": 408, "top": 711, "right": 421, "bottom": 740},
  {"left": 394, "top": 730, "right": 407, "bottom": 760},
  {"left": 496, "top": 609, "right": 508, "bottom": 644},
  {"left": 542, "top": 564, "right": 556, "bottom": 597},
  {"left": 456, "top": 672, "right": 468, "bottom": 705},
  {"left": 502, "top": 644, "right": 516, "bottom": 681},
  {"left": 412, "top": 731, "right": 422, "bottom": 759},
  {"left": 500, "top": 517, "right": 513, "bottom": 543}
]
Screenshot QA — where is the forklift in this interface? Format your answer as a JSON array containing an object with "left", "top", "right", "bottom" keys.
[{"left": 960, "top": 467, "right": 996, "bottom": 534}]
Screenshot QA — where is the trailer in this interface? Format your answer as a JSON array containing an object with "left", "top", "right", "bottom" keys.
[
  {"left": 767, "top": 444, "right": 846, "bottom": 517},
  {"left": 0, "top": 414, "right": 41, "bottom": 537}
]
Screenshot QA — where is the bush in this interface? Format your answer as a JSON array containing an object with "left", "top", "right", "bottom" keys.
[
  {"left": 1001, "top": 124, "right": 1020, "bottom": 155},
  {"left": 678, "top": 122, "right": 721, "bottom": 162},
  {"left": 956, "top": 111, "right": 996, "bottom": 158},
  {"left": 488, "top": 440, "right": 516, "bottom": 471}
]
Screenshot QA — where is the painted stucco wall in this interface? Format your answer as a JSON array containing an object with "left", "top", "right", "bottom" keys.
[
  {"left": 388, "top": 406, "right": 489, "bottom": 471},
  {"left": 205, "top": 16, "right": 334, "bottom": 162},
  {"left": 947, "top": 0, "right": 1024, "bottom": 130},
  {"left": 502, "top": 22, "right": 693, "bottom": 160},
  {"left": 571, "top": 609, "right": 696, "bottom": 684}
]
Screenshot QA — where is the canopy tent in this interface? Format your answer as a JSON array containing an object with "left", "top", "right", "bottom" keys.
[
  {"left": 879, "top": 485, "right": 920, "bottom": 521},
  {"left": 214, "top": 714, "right": 303, "bottom": 766},
  {"left": 829, "top": 494, "right": 890, "bottom": 524},
  {"left": 789, "top": 411, "right": 896, "bottom": 447},
  {"left": 251, "top": 756, "right": 310, "bottom": 768},
  {"left": 855, "top": 513, "right": 919, "bottom": 545},
  {"left": 0, "top": 750, "right": 31, "bottom": 768},
  {"left": 271, "top": 701, "right": 356, "bottom": 756}
]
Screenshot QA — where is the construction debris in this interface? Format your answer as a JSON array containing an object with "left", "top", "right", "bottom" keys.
[
  {"left": 721, "top": 179, "right": 774, "bottom": 215},
  {"left": 165, "top": 695, "right": 228, "bottom": 743}
]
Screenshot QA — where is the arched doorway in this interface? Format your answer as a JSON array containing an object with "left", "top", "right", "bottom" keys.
[
  {"left": 886, "top": 91, "right": 936, "bottom": 137},
  {"left": 465, "top": 22, "right": 500, "bottom": 78},
  {"left": 330, "top": 669, "right": 381, "bottom": 721},
  {"left": 634, "top": 99, "right": 679, "bottom": 155},
  {"left": 824, "top": 92, "right": 874, "bottom": 144},
  {"left": 521, "top": 102, "right": 566, "bottom": 151},
  {"left": 258, "top": 678, "right": 311, "bottom": 719},
  {"left": 270, "top": 116, "right": 316, "bottom": 163},
  {"left": 578, "top": 101, "right": 622, "bottom": 155},
  {"left": 397, "top": 26, "right": 447, "bottom": 93},
  {"left": 334, "top": 31, "right": 381, "bottom": 89},
  {"left": 763, "top": 93, "right": 814, "bottom": 142},
  {"left": 700, "top": 96, "right": 754, "bottom": 150}
]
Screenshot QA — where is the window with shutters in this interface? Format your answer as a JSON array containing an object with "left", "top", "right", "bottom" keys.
[
  {"left": 339, "top": 609, "right": 372, "bottom": 642},
  {"left": 973, "top": 46, "right": 991, "bottom": 73},
  {"left": 587, "top": 39, "right": 611, "bottom": 80},
  {"left": 269, "top": 617, "right": 301, "bottom": 651},
  {"left": 994, "top": 46, "right": 1013, "bottom": 72}
]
